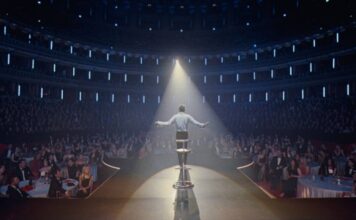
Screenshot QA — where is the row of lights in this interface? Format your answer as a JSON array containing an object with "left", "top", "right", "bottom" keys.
[
  {"left": 16, "top": 84, "right": 351, "bottom": 103},
  {"left": 5, "top": 53, "right": 339, "bottom": 83},
  {"left": 2, "top": 23, "right": 341, "bottom": 64}
]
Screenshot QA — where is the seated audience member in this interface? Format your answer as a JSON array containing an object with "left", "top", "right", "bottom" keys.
[
  {"left": 29, "top": 153, "right": 42, "bottom": 179},
  {"left": 63, "top": 159, "right": 79, "bottom": 180},
  {"left": 77, "top": 166, "right": 93, "bottom": 198},
  {"left": 319, "top": 157, "right": 336, "bottom": 177},
  {"left": 269, "top": 150, "right": 287, "bottom": 190},
  {"left": 39, "top": 159, "right": 52, "bottom": 177},
  {"left": 283, "top": 159, "right": 302, "bottom": 197},
  {"left": 344, "top": 159, "right": 355, "bottom": 178},
  {"left": 7, "top": 176, "right": 29, "bottom": 199},
  {"left": 0, "top": 164, "right": 8, "bottom": 186},
  {"left": 48, "top": 168, "right": 69, "bottom": 198},
  {"left": 15, "top": 159, "right": 33, "bottom": 181},
  {"left": 298, "top": 157, "right": 310, "bottom": 176}
]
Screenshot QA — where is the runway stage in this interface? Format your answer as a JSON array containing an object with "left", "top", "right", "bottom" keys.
[
  {"left": 90, "top": 165, "right": 278, "bottom": 220},
  {"left": 0, "top": 155, "right": 355, "bottom": 220}
]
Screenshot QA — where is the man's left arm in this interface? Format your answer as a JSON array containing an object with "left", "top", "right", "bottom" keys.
[{"left": 188, "top": 115, "right": 208, "bottom": 128}]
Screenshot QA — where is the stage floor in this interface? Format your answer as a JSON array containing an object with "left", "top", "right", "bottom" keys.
[
  {"left": 90, "top": 165, "right": 277, "bottom": 220},
  {"left": 0, "top": 155, "right": 355, "bottom": 220}
]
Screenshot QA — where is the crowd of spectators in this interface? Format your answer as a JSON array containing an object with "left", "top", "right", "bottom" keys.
[
  {"left": 0, "top": 95, "right": 356, "bottom": 198},
  {"left": 0, "top": 134, "right": 102, "bottom": 199},
  {"left": 1, "top": 96, "right": 355, "bottom": 136}
]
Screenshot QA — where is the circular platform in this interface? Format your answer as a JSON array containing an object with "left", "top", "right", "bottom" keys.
[{"left": 93, "top": 165, "right": 279, "bottom": 220}]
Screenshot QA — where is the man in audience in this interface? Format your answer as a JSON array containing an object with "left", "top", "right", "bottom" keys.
[
  {"left": 48, "top": 168, "right": 69, "bottom": 198},
  {"left": 270, "top": 149, "right": 287, "bottom": 190},
  {"left": 15, "top": 159, "right": 33, "bottom": 181},
  {"left": 7, "top": 176, "right": 29, "bottom": 199}
]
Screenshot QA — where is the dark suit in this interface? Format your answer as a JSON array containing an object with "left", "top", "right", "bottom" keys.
[
  {"left": 15, "top": 167, "right": 33, "bottom": 181},
  {"left": 7, "top": 185, "right": 29, "bottom": 199},
  {"left": 48, "top": 177, "right": 65, "bottom": 198},
  {"left": 270, "top": 156, "right": 287, "bottom": 189}
]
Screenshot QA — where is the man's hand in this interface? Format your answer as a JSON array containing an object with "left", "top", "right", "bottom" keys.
[
  {"left": 154, "top": 121, "right": 160, "bottom": 127},
  {"left": 202, "top": 122, "right": 209, "bottom": 128}
]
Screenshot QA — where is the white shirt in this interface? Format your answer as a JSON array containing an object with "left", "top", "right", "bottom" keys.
[{"left": 156, "top": 112, "right": 205, "bottom": 132}]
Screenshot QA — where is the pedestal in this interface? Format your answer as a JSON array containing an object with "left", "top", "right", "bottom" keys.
[{"left": 173, "top": 148, "right": 194, "bottom": 189}]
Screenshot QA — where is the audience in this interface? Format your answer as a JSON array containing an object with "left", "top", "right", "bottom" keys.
[{"left": 0, "top": 95, "right": 355, "bottom": 199}]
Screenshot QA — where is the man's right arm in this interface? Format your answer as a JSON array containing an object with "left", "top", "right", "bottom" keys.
[{"left": 155, "top": 115, "right": 176, "bottom": 127}]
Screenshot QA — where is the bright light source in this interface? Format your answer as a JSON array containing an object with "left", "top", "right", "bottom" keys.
[
  {"left": 17, "top": 84, "right": 21, "bottom": 96},
  {"left": 124, "top": 74, "right": 127, "bottom": 82},
  {"left": 332, "top": 58, "right": 336, "bottom": 69},
  {"left": 50, "top": 40, "right": 53, "bottom": 50},
  {"left": 271, "top": 69, "right": 274, "bottom": 79},
  {"left": 249, "top": 93, "right": 252, "bottom": 102},
  {"left": 346, "top": 84, "right": 350, "bottom": 96},
  {"left": 79, "top": 91, "right": 82, "bottom": 101},
  {"left": 40, "top": 87, "right": 43, "bottom": 98},
  {"left": 61, "top": 89, "right": 64, "bottom": 100},
  {"left": 309, "top": 62, "right": 313, "bottom": 73},
  {"left": 140, "top": 75, "right": 144, "bottom": 83},
  {"left": 7, "top": 53, "right": 10, "bottom": 65},
  {"left": 108, "top": 72, "right": 111, "bottom": 81},
  {"left": 265, "top": 92, "right": 268, "bottom": 101},
  {"left": 322, "top": 86, "right": 326, "bottom": 98},
  {"left": 273, "top": 49, "right": 276, "bottom": 58},
  {"left": 336, "top": 32, "right": 339, "bottom": 43},
  {"left": 301, "top": 89, "right": 304, "bottom": 100},
  {"left": 88, "top": 71, "right": 91, "bottom": 79},
  {"left": 289, "top": 66, "right": 293, "bottom": 76},
  {"left": 106, "top": 53, "right": 110, "bottom": 61},
  {"left": 282, "top": 91, "right": 285, "bottom": 101},
  {"left": 53, "top": 63, "right": 56, "bottom": 72},
  {"left": 31, "top": 59, "right": 35, "bottom": 69},
  {"left": 72, "top": 67, "right": 76, "bottom": 77},
  {"left": 127, "top": 94, "right": 130, "bottom": 103},
  {"left": 96, "top": 92, "right": 99, "bottom": 102},
  {"left": 111, "top": 94, "right": 115, "bottom": 103}
]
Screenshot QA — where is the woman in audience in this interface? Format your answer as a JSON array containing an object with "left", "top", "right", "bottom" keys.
[
  {"left": 0, "top": 164, "right": 8, "bottom": 186},
  {"left": 283, "top": 159, "right": 302, "bottom": 197},
  {"left": 319, "top": 157, "right": 337, "bottom": 177},
  {"left": 298, "top": 157, "right": 310, "bottom": 176},
  {"left": 344, "top": 159, "right": 355, "bottom": 178},
  {"left": 77, "top": 165, "right": 93, "bottom": 198}
]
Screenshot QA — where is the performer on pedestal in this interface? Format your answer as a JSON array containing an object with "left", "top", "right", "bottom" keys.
[{"left": 155, "top": 105, "right": 209, "bottom": 167}]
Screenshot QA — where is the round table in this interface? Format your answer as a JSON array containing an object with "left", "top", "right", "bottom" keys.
[
  {"left": 309, "top": 162, "right": 320, "bottom": 176},
  {"left": 0, "top": 179, "right": 79, "bottom": 198},
  {"left": 297, "top": 175, "right": 353, "bottom": 198}
]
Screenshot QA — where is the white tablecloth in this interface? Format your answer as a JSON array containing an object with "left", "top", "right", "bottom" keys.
[
  {"left": 0, "top": 179, "right": 78, "bottom": 198},
  {"left": 297, "top": 176, "right": 353, "bottom": 198}
]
